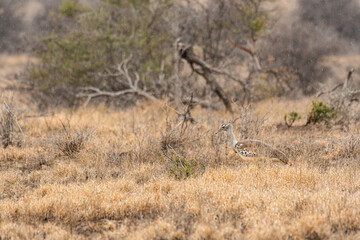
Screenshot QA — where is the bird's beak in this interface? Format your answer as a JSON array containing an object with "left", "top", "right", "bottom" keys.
[{"left": 215, "top": 129, "right": 221, "bottom": 134}]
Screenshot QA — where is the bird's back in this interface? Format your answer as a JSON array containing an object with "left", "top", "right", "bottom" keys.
[{"left": 236, "top": 140, "right": 288, "bottom": 164}]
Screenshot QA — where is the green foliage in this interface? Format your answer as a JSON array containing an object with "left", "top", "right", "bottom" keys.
[
  {"left": 284, "top": 111, "right": 301, "bottom": 128},
  {"left": 106, "top": 0, "right": 150, "bottom": 7},
  {"left": 28, "top": 0, "right": 172, "bottom": 104},
  {"left": 166, "top": 155, "right": 205, "bottom": 180},
  {"left": 251, "top": 16, "right": 266, "bottom": 34},
  {"left": 238, "top": 1, "right": 267, "bottom": 38},
  {"left": 306, "top": 101, "right": 337, "bottom": 125},
  {"left": 59, "top": 0, "right": 79, "bottom": 17}
]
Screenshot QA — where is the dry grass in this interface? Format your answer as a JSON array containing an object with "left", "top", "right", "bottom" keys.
[{"left": 0, "top": 98, "right": 360, "bottom": 239}]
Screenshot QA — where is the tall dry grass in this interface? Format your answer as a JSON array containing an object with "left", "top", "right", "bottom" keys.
[{"left": 0, "top": 98, "right": 359, "bottom": 239}]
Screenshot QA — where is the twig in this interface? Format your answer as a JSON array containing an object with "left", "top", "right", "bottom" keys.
[
  {"left": 317, "top": 68, "right": 355, "bottom": 97},
  {"left": 1, "top": 101, "right": 25, "bottom": 148},
  {"left": 168, "top": 145, "right": 186, "bottom": 169}
]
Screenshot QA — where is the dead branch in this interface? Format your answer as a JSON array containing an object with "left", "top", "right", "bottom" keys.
[
  {"left": 315, "top": 68, "right": 360, "bottom": 126},
  {"left": 227, "top": 38, "right": 262, "bottom": 72},
  {"left": 343, "top": 68, "right": 354, "bottom": 90},
  {"left": 178, "top": 94, "right": 196, "bottom": 134},
  {"left": 317, "top": 83, "right": 343, "bottom": 97},
  {"left": 176, "top": 39, "right": 251, "bottom": 113},
  {"left": 317, "top": 68, "right": 354, "bottom": 97},
  {"left": 77, "top": 55, "right": 158, "bottom": 106},
  {"left": 227, "top": 39, "right": 253, "bottom": 55},
  {"left": 181, "top": 97, "right": 218, "bottom": 109}
]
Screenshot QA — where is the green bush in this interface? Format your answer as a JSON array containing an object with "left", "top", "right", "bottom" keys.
[
  {"left": 27, "top": 0, "right": 173, "bottom": 105},
  {"left": 306, "top": 101, "right": 337, "bottom": 125},
  {"left": 284, "top": 111, "right": 301, "bottom": 128},
  {"left": 238, "top": 2, "right": 267, "bottom": 38},
  {"left": 59, "top": 0, "right": 79, "bottom": 17}
]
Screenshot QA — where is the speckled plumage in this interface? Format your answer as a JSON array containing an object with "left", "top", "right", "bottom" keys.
[{"left": 216, "top": 122, "right": 256, "bottom": 157}]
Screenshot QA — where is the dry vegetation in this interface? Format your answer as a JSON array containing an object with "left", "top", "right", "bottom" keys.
[
  {"left": 1, "top": 0, "right": 360, "bottom": 239},
  {"left": 0, "top": 98, "right": 359, "bottom": 239}
]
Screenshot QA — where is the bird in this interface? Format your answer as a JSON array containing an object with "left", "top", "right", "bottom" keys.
[
  {"left": 216, "top": 122, "right": 288, "bottom": 164},
  {"left": 216, "top": 122, "right": 256, "bottom": 157}
]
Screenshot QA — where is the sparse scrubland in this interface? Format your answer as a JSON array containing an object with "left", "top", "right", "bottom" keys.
[
  {"left": 1, "top": 0, "right": 360, "bottom": 239},
  {"left": 1, "top": 99, "right": 359, "bottom": 239}
]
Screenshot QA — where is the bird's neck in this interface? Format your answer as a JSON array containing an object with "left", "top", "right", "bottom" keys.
[{"left": 226, "top": 127, "right": 238, "bottom": 148}]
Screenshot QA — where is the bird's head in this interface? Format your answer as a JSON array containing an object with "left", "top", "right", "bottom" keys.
[{"left": 216, "top": 122, "right": 232, "bottom": 134}]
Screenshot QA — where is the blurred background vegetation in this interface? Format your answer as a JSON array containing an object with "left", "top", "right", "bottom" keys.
[{"left": 1, "top": 0, "right": 360, "bottom": 109}]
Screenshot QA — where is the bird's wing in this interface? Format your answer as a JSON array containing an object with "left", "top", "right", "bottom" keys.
[{"left": 236, "top": 139, "right": 289, "bottom": 164}]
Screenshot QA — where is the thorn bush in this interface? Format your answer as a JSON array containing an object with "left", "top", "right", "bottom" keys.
[{"left": 306, "top": 101, "right": 337, "bottom": 125}]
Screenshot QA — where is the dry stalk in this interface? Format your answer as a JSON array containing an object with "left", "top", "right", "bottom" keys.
[
  {"left": 236, "top": 104, "right": 268, "bottom": 139},
  {"left": 0, "top": 99, "right": 25, "bottom": 148},
  {"left": 55, "top": 121, "right": 92, "bottom": 157}
]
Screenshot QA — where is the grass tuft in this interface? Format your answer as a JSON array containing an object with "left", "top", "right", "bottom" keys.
[{"left": 55, "top": 122, "right": 92, "bottom": 157}]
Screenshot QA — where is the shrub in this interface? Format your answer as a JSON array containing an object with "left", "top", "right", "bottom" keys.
[
  {"left": 306, "top": 101, "right": 337, "bottom": 125},
  {"left": 28, "top": 0, "right": 173, "bottom": 106},
  {"left": 59, "top": 0, "right": 79, "bottom": 17},
  {"left": 166, "top": 154, "right": 205, "bottom": 180},
  {"left": 284, "top": 111, "right": 301, "bottom": 128}
]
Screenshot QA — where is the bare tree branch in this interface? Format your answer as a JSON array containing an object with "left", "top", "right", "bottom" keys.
[
  {"left": 317, "top": 68, "right": 355, "bottom": 97},
  {"left": 175, "top": 39, "right": 253, "bottom": 112},
  {"left": 77, "top": 56, "right": 158, "bottom": 106},
  {"left": 181, "top": 97, "right": 218, "bottom": 109},
  {"left": 316, "top": 68, "right": 360, "bottom": 127}
]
